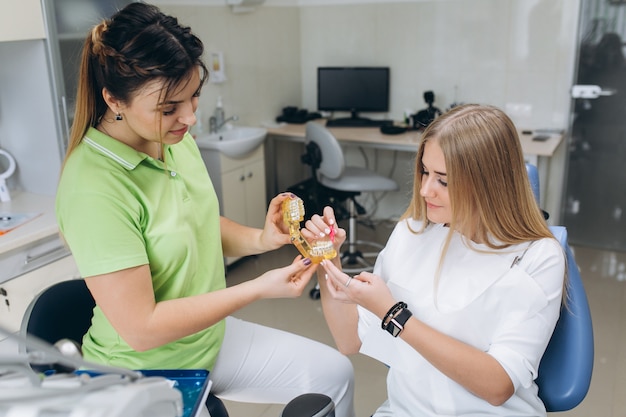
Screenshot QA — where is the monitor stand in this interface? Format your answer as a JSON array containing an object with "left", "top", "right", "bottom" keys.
[{"left": 325, "top": 111, "right": 391, "bottom": 127}]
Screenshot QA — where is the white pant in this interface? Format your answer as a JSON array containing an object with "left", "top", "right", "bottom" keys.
[{"left": 210, "top": 316, "right": 355, "bottom": 417}]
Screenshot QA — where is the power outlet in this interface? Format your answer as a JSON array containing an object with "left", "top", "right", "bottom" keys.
[{"left": 505, "top": 103, "right": 533, "bottom": 118}]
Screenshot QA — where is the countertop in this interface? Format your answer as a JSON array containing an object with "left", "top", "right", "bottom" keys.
[
  {"left": 0, "top": 192, "right": 59, "bottom": 255},
  {"left": 266, "top": 123, "right": 564, "bottom": 157},
  {"left": 266, "top": 123, "right": 422, "bottom": 152}
]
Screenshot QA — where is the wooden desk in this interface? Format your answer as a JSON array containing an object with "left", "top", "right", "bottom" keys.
[
  {"left": 518, "top": 131, "right": 564, "bottom": 159},
  {"left": 265, "top": 122, "right": 564, "bottom": 212},
  {"left": 266, "top": 123, "right": 421, "bottom": 153},
  {"left": 266, "top": 122, "right": 562, "bottom": 157}
]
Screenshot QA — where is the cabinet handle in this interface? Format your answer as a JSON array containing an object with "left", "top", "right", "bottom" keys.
[
  {"left": 239, "top": 175, "right": 245, "bottom": 182},
  {"left": 247, "top": 172, "right": 253, "bottom": 178},
  {"left": 61, "top": 96, "right": 71, "bottom": 152},
  {"left": 25, "top": 246, "right": 70, "bottom": 266}
]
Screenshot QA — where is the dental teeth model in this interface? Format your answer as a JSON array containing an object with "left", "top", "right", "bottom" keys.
[{"left": 282, "top": 196, "right": 337, "bottom": 263}]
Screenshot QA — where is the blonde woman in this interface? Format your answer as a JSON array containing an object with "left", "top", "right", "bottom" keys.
[{"left": 306, "top": 104, "right": 565, "bottom": 416}]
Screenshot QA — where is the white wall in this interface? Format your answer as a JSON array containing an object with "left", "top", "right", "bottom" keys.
[
  {"left": 299, "top": 0, "right": 579, "bottom": 130},
  {"left": 155, "top": 0, "right": 579, "bottom": 129},
  {"left": 121, "top": 0, "right": 583, "bottom": 221},
  {"left": 296, "top": 0, "right": 579, "bottom": 221},
  {"left": 154, "top": 2, "right": 303, "bottom": 128},
  {"left": 0, "top": 40, "right": 63, "bottom": 196}
]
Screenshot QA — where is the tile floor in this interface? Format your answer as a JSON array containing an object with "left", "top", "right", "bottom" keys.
[{"left": 222, "top": 219, "right": 626, "bottom": 417}]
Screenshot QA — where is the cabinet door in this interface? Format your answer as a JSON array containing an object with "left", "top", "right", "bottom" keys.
[
  {"left": 244, "top": 158, "right": 267, "bottom": 230},
  {"left": 0, "top": 255, "right": 79, "bottom": 354},
  {"left": 221, "top": 168, "right": 248, "bottom": 227},
  {"left": 221, "top": 168, "right": 247, "bottom": 265},
  {"left": 220, "top": 156, "right": 267, "bottom": 266},
  {"left": 0, "top": 0, "right": 45, "bottom": 42}
]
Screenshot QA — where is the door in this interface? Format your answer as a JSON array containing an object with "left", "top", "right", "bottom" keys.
[
  {"left": 41, "top": 0, "right": 136, "bottom": 155},
  {"left": 563, "top": 0, "right": 626, "bottom": 251},
  {"left": 244, "top": 158, "right": 268, "bottom": 230}
]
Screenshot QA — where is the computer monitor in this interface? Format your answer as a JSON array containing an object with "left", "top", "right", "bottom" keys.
[{"left": 317, "top": 67, "right": 390, "bottom": 126}]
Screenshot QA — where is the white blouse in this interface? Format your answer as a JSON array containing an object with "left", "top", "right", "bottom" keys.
[{"left": 358, "top": 220, "right": 565, "bottom": 416}]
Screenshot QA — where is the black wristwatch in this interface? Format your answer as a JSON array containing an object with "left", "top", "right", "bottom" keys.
[{"left": 382, "top": 303, "right": 413, "bottom": 337}]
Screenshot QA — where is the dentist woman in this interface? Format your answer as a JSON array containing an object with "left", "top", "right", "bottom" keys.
[{"left": 55, "top": 3, "right": 354, "bottom": 415}]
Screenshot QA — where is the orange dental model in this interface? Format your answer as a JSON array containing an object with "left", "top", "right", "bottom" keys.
[{"left": 282, "top": 196, "right": 337, "bottom": 263}]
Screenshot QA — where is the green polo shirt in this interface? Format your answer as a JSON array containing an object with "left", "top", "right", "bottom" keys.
[{"left": 56, "top": 127, "right": 225, "bottom": 370}]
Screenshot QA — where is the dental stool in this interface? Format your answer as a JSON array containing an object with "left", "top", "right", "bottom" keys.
[{"left": 303, "top": 122, "right": 398, "bottom": 274}]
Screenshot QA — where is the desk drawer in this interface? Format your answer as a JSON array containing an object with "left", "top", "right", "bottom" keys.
[
  {"left": 0, "top": 235, "right": 71, "bottom": 285},
  {"left": 0, "top": 255, "right": 79, "bottom": 351}
]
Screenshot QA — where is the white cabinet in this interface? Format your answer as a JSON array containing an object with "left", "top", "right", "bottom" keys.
[
  {"left": 0, "top": 257, "right": 79, "bottom": 350},
  {"left": 221, "top": 151, "right": 267, "bottom": 229},
  {"left": 0, "top": 195, "right": 80, "bottom": 355},
  {"left": 218, "top": 146, "right": 267, "bottom": 265},
  {"left": 200, "top": 145, "right": 267, "bottom": 265},
  {"left": 0, "top": 0, "right": 45, "bottom": 42}
]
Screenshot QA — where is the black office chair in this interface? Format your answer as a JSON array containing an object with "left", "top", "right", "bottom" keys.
[
  {"left": 300, "top": 122, "right": 398, "bottom": 274},
  {"left": 20, "top": 279, "right": 228, "bottom": 416},
  {"left": 21, "top": 279, "right": 334, "bottom": 417}
]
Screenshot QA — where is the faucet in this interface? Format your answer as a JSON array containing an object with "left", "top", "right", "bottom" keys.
[{"left": 209, "top": 114, "right": 239, "bottom": 133}]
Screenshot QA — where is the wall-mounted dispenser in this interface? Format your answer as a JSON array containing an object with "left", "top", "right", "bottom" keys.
[
  {"left": 0, "top": 149, "right": 16, "bottom": 202},
  {"left": 226, "top": 0, "right": 266, "bottom": 13},
  {"left": 209, "top": 52, "right": 226, "bottom": 84}
]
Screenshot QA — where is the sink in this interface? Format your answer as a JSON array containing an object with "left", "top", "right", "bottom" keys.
[{"left": 195, "top": 126, "right": 267, "bottom": 159}]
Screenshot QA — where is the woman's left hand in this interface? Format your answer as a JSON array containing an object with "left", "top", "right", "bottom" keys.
[
  {"left": 254, "top": 256, "right": 317, "bottom": 299},
  {"left": 302, "top": 206, "right": 346, "bottom": 253},
  {"left": 320, "top": 259, "right": 396, "bottom": 319},
  {"left": 259, "top": 192, "right": 295, "bottom": 250}
]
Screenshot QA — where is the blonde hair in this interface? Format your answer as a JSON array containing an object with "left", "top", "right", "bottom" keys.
[{"left": 402, "top": 103, "right": 554, "bottom": 250}]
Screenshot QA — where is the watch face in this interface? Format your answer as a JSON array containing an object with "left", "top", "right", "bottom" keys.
[
  {"left": 387, "top": 318, "right": 403, "bottom": 337},
  {"left": 386, "top": 308, "right": 412, "bottom": 337}
]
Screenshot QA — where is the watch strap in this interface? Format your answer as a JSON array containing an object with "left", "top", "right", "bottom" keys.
[{"left": 381, "top": 302, "right": 407, "bottom": 330}]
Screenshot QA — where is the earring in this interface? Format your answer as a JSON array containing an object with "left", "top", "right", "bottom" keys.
[{"left": 115, "top": 113, "right": 123, "bottom": 121}]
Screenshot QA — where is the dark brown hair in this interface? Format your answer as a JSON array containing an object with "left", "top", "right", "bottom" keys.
[{"left": 66, "top": 2, "right": 208, "bottom": 158}]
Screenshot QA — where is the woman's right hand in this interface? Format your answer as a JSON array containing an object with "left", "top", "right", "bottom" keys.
[{"left": 321, "top": 259, "right": 396, "bottom": 320}]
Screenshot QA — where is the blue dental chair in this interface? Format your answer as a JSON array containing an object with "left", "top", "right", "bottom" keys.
[{"left": 526, "top": 163, "right": 594, "bottom": 412}]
